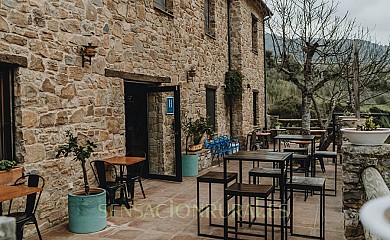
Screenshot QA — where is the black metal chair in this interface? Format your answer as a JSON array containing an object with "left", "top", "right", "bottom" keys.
[
  {"left": 7, "top": 174, "right": 45, "bottom": 240},
  {"left": 118, "top": 151, "right": 146, "bottom": 204},
  {"left": 313, "top": 150, "right": 338, "bottom": 196},
  {"left": 90, "top": 160, "right": 130, "bottom": 213}
]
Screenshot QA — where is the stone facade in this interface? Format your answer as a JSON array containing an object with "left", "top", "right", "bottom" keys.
[
  {"left": 0, "top": 0, "right": 270, "bottom": 234},
  {"left": 342, "top": 143, "right": 390, "bottom": 239}
]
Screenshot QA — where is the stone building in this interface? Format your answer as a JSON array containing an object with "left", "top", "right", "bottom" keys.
[{"left": 0, "top": 0, "right": 270, "bottom": 233}]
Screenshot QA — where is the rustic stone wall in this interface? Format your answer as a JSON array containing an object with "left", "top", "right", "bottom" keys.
[
  {"left": 0, "top": 0, "right": 269, "bottom": 234},
  {"left": 197, "top": 149, "right": 213, "bottom": 170},
  {"left": 342, "top": 143, "right": 390, "bottom": 239},
  {"left": 229, "top": 0, "right": 267, "bottom": 141}
]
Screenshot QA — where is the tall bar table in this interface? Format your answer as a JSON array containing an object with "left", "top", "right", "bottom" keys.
[{"left": 223, "top": 150, "right": 292, "bottom": 240}]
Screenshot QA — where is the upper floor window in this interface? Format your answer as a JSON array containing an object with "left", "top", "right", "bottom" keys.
[
  {"left": 204, "top": 0, "right": 215, "bottom": 37},
  {"left": 154, "top": 0, "right": 173, "bottom": 14},
  {"left": 251, "top": 14, "right": 258, "bottom": 53}
]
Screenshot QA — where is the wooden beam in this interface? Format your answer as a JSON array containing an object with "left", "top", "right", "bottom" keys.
[
  {"left": 0, "top": 54, "right": 27, "bottom": 67},
  {"left": 105, "top": 69, "right": 171, "bottom": 84}
]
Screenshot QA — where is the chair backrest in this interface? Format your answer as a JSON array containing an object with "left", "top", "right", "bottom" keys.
[
  {"left": 90, "top": 160, "right": 118, "bottom": 188},
  {"left": 126, "top": 151, "right": 146, "bottom": 176},
  {"left": 9, "top": 174, "right": 45, "bottom": 215}
]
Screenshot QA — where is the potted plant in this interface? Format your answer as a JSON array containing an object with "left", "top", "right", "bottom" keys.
[
  {"left": 0, "top": 160, "right": 23, "bottom": 185},
  {"left": 341, "top": 116, "right": 390, "bottom": 146},
  {"left": 56, "top": 131, "right": 106, "bottom": 234},
  {"left": 275, "top": 121, "right": 283, "bottom": 130},
  {"left": 181, "top": 116, "right": 213, "bottom": 176},
  {"left": 182, "top": 116, "right": 213, "bottom": 153}
]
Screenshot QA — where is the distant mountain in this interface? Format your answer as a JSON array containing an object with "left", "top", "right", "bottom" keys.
[{"left": 264, "top": 33, "right": 389, "bottom": 60}]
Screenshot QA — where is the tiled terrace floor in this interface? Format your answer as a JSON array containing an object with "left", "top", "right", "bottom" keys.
[{"left": 28, "top": 155, "right": 344, "bottom": 240}]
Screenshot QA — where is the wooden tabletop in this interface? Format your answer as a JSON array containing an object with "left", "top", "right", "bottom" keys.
[
  {"left": 224, "top": 151, "right": 292, "bottom": 163},
  {"left": 105, "top": 156, "right": 146, "bottom": 166},
  {"left": 274, "top": 134, "right": 316, "bottom": 140},
  {"left": 270, "top": 128, "right": 287, "bottom": 131},
  {"left": 290, "top": 140, "right": 312, "bottom": 145},
  {"left": 310, "top": 129, "right": 327, "bottom": 133},
  {"left": 0, "top": 185, "right": 43, "bottom": 202}
]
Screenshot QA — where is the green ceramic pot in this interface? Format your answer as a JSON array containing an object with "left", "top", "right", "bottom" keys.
[
  {"left": 182, "top": 154, "right": 199, "bottom": 177},
  {"left": 68, "top": 188, "right": 107, "bottom": 233}
]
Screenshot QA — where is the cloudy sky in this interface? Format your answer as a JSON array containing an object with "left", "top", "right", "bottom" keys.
[{"left": 335, "top": 0, "right": 390, "bottom": 45}]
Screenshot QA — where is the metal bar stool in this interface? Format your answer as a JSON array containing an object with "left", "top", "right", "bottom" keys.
[
  {"left": 313, "top": 150, "right": 338, "bottom": 196},
  {"left": 224, "top": 183, "right": 274, "bottom": 239},
  {"left": 286, "top": 176, "right": 326, "bottom": 240},
  {"left": 197, "top": 171, "right": 237, "bottom": 239}
]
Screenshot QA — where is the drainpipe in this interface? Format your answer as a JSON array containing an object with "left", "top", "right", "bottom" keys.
[
  {"left": 227, "top": 0, "right": 232, "bottom": 71},
  {"left": 263, "top": 15, "right": 270, "bottom": 130},
  {"left": 227, "top": 0, "right": 233, "bottom": 137}
]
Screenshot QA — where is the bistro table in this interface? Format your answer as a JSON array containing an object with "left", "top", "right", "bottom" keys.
[
  {"left": 0, "top": 185, "right": 43, "bottom": 216},
  {"left": 105, "top": 156, "right": 146, "bottom": 202},
  {"left": 274, "top": 134, "right": 316, "bottom": 176},
  {"left": 223, "top": 150, "right": 293, "bottom": 240}
]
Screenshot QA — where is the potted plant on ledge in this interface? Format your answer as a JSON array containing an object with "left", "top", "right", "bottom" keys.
[
  {"left": 56, "top": 131, "right": 106, "bottom": 234},
  {"left": 0, "top": 160, "right": 23, "bottom": 185},
  {"left": 275, "top": 121, "right": 283, "bottom": 130},
  {"left": 341, "top": 116, "right": 390, "bottom": 146},
  {"left": 181, "top": 116, "right": 213, "bottom": 176}
]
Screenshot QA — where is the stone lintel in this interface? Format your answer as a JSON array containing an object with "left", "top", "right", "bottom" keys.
[
  {"left": 204, "top": 84, "right": 217, "bottom": 89},
  {"left": 105, "top": 69, "right": 171, "bottom": 84},
  {"left": 0, "top": 54, "right": 27, "bottom": 67}
]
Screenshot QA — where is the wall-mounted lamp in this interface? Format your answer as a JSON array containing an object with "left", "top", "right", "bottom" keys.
[
  {"left": 247, "top": 83, "right": 251, "bottom": 89},
  {"left": 186, "top": 66, "right": 196, "bottom": 82},
  {"left": 81, "top": 43, "right": 97, "bottom": 67}
]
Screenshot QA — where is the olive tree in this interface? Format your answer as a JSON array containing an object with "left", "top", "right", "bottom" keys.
[{"left": 266, "top": 0, "right": 356, "bottom": 134}]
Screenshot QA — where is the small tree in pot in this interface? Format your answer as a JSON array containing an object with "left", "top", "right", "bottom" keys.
[
  {"left": 56, "top": 131, "right": 97, "bottom": 195},
  {"left": 56, "top": 131, "right": 107, "bottom": 234}
]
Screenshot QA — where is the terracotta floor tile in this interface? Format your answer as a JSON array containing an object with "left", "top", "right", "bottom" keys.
[{"left": 27, "top": 160, "right": 345, "bottom": 240}]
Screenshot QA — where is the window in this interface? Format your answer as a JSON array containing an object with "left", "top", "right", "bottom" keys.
[
  {"left": 0, "top": 65, "right": 15, "bottom": 160},
  {"left": 253, "top": 91, "right": 258, "bottom": 126},
  {"left": 206, "top": 88, "right": 216, "bottom": 131},
  {"left": 204, "top": 0, "right": 215, "bottom": 36},
  {"left": 251, "top": 14, "right": 258, "bottom": 53},
  {"left": 154, "top": 0, "right": 173, "bottom": 14}
]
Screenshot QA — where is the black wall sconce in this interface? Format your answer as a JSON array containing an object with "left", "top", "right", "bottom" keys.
[
  {"left": 187, "top": 66, "right": 196, "bottom": 82},
  {"left": 81, "top": 43, "right": 97, "bottom": 67}
]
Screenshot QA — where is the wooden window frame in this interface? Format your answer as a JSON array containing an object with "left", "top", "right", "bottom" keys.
[
  {"left": 204, "top": 0, "right": 216, "bottom": 37},
  {"left": 251, "top": 14, "right": 258, "bottom": 54},
  {"left": 154, "top": 0, "right": 173, "bottom": 15},
  {"left": 0, "top": 64, "right": 15, "bottom": 161}
]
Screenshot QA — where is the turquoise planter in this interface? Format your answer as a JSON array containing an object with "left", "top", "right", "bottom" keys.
[
  {"left": 182, "top": 154, "right": 199, "bottom": 177},
  {"left": 68, "top": 188, "right": 107, "bottom": 233}
]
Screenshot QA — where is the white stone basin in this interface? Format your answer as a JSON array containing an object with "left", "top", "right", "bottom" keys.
[{"left": 341, "top": 128, "right": 390, "bottom": 146}]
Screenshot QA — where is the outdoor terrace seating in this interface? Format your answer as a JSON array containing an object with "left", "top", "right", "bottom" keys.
[{"left": 24, "top": 152, "right": 344, "bottom": 240}]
